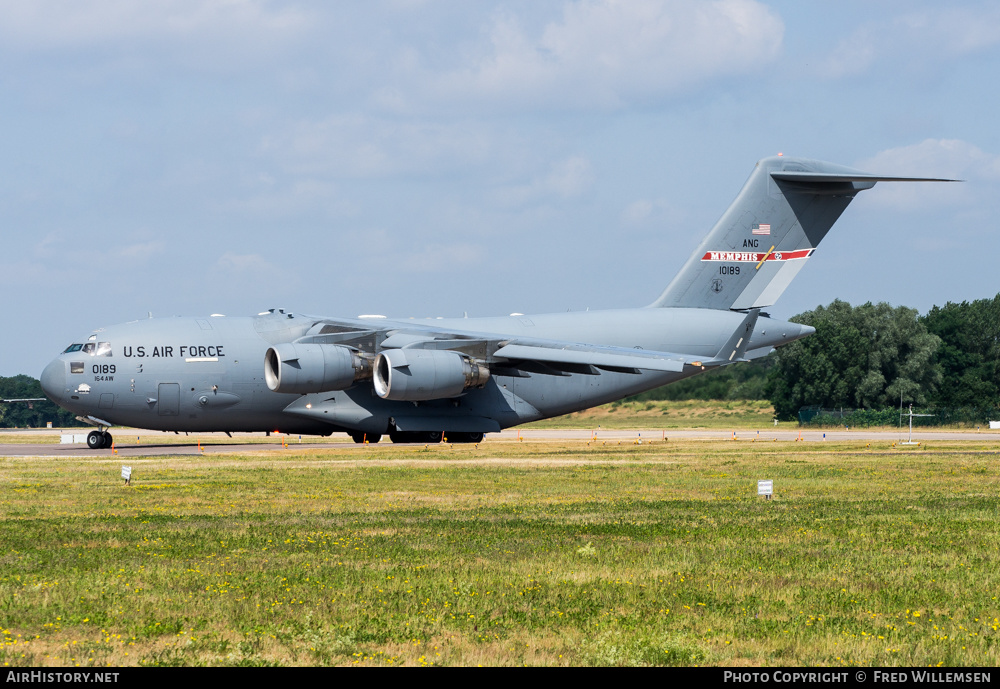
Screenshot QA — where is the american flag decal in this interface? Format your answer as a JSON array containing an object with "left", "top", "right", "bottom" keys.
[{"left": 752, "top": 223, "right": 771, "bottom": 235}]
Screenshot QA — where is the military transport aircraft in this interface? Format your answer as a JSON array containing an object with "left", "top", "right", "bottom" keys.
[{"left": 40, "top": 156, "right": 952, "bottom": 449}]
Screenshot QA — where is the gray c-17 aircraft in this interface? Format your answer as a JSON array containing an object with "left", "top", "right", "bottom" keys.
[{"left": 39, "top": 156, "right": 953, "bottom": 450}]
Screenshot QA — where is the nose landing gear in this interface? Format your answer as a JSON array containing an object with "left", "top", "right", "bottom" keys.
[{"left": 86, "top": 430, "right": 114, "bottom": 449}]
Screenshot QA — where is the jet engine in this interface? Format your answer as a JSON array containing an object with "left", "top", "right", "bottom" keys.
[
  {"left": 265, "top": 343, "right": 372, "bottom": 394},
  {"left": 373, "top": 348, "right": 490, "bottom": 401}
]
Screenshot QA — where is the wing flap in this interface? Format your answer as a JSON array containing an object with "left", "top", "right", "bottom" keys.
[{"left": 494, "top": 343, "right": 689, "bottom": 372}]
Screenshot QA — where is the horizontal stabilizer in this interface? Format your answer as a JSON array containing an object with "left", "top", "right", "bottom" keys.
[{"left": 770, "top": 171, "right": 959, "bottom": 183}]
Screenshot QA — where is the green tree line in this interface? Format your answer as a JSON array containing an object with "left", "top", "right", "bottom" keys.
[{"left": 0, "top": 375, "right": 85, "bottom": 428}]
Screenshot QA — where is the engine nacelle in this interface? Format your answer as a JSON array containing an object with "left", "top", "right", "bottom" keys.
[
  {"left": 265, "top": 343, "right": 372, "bottom": 394},
  {"left": 373, "top": 348, "right": 490, "bottom": 401}
]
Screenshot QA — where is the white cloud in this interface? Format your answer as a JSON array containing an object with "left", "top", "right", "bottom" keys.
[
  {"left": 218, "top": 178, "right": 359, "bottom": 220},
  {"left": 819, "top": 25, "right": 878, "bottom": 79},
  {"left": 820, "top": 7, "right": 1000, "bottom": 79},
  {"left": 855, "top": 139, "right": 1000, "bottom": 209},
  {"left": 621, "top": 199, "right": 655, "bottom": 225},
  {"left": 859, "top": 139, "right": 1000, "bottom": 179},
  {"left": 541, "top": 156, "right": 594, "bottom": 197},
  {"left": 0, "top": 0, "right": 309, "bottom": 48},
  {"left": 895, "top": 7, "right": 1000, "bottom": 55},
  {"left": 433, "top": 0, "right": 784, "bottom": 108},
  {"left": 216, "top": 252, "right": 279, "bottom": 274},
  {"left": 399, "top": 243, "right": 485, "bottom": 273},
  {"left": 116, "top": 240, "right": 166, "bottom": 262},
  {"left": 30, "top": 231, "right": 163, "bottom": 263},
  {"left": 33, "top": 232, "right": 64, "bottom": 259},
  {"left": 494, "top": 156, "right": 594, "bottom": 206},
  {"left": 0, "top": 2, "right": 785, "bottom": 111},
  {"left": 0, "top": 0, "right": 313, "bottom": 79},
  {"left": 0, "top": 259, "right": 57, "bottom": 287},
  {"left": 336, "top": 232, "right": 484, "bottom": 276},
  {"left": 209, "top": 251, "right": 302, "bottom": 302},
  {"left": 260, "top": 115, "right": 501, "bottom": 178}
]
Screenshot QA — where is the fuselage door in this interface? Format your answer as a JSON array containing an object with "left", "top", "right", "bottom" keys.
[{"left": 158, "top": 383, "right": 180, "bottom": 416}]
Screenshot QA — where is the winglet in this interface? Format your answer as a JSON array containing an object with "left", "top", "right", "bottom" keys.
[{"left": 710, "top": 308, "right": 760, "bottom": 365}]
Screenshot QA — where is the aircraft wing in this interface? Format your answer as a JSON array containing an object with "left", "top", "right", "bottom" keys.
[
  {"left": 299, "top": 309, "right": 760, "bottom": 373},
  {"left": 494, "top": 308, "right": 759, "bottom": 370}
]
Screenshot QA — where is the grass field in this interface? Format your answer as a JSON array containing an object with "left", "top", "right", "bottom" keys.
[
  {"left": 1, "top": 437, "right": 999, "bottom": 667},
  {"left": 2, "top": 398, "right": 984, "bottom": 443},
  {"left": 1, "top": 400, "right": 783, "bottom": 444},
  {"left": 527, "top": 399, "right": 780, "bottom": 429}
]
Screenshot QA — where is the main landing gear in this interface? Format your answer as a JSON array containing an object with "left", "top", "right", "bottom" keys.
[
  {"left": 87, "top": 430, "right": 114, "bottom": 449},
  {"left": 387, "top": 431, "right": 484, "bottom": 444},
  {"left": 448, "top": 432, "right": 485, "bottom": 444},
  {"left": 350, "top": 432, "right": 382, "bottom": 444}
]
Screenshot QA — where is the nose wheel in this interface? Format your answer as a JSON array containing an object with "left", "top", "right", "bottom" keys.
[{"left": 86, "top": 430, "right": 114, "bottom": 449}]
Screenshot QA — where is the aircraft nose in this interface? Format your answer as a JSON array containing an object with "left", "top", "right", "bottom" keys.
[{"left": 40, "top": 359, "right": 66, "bottom": 402}]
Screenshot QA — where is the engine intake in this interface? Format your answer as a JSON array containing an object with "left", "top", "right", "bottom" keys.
[
  {"left": 265, "top": 343, "right": 372, "bottom": 394},
  {"left": 373, "top": 349, "right": 490, "bottom": 401}
]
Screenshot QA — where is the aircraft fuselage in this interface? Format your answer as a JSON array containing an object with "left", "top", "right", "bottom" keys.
[{"left": 39, "top": 307, "right": 809, "bottom": 437}]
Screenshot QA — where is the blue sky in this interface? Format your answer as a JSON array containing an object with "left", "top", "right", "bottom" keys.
[{"left": 2, "top": 0, "right": 999, "bottom": 376}]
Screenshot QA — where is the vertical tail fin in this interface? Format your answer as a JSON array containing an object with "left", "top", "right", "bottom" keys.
[{"left": 650, "top": 156, "right": 955, "bottom": 311}]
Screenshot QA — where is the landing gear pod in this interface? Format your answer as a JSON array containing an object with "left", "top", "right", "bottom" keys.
[
  {"left": 373, "top": 349, "right": 490, "bottom": 401},
  {"left": 264, "top": 343, "right": 372, "bottom": 394}
]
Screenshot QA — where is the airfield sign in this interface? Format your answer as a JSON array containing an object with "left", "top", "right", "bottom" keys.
[{"left": 758, "top": 479, "right": 773, "bottom": 500}]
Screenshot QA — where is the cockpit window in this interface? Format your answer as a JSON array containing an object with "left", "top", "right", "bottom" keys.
[
  {"left": 63, "top": 344, "right": 83, "bottom": 353},
  {"left": 82, "top": 343, "right": 95, "bottom": 355},
  {"left": 95, "top": 342, "right": 112, "bottom": 357}
]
